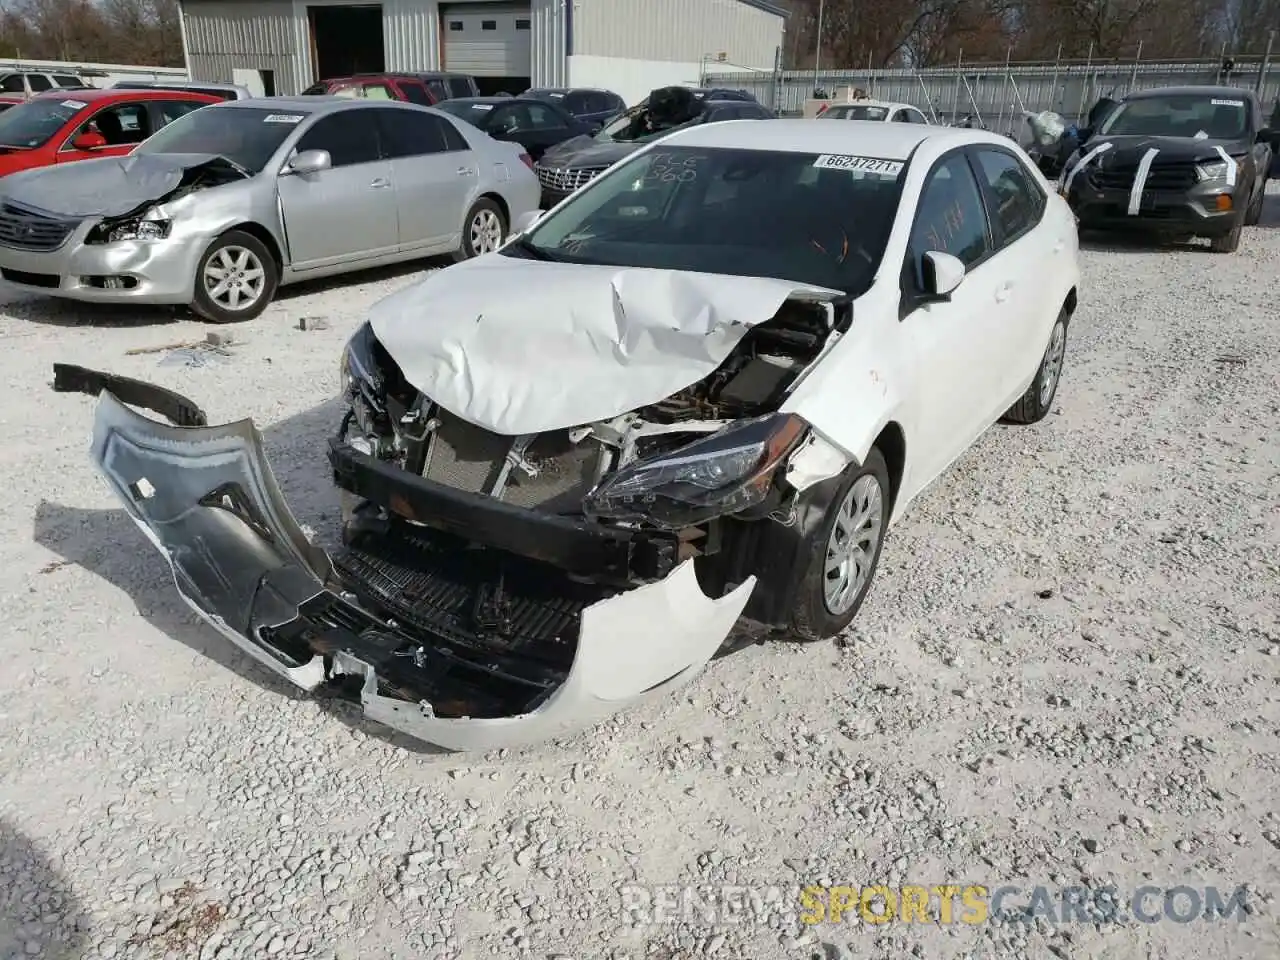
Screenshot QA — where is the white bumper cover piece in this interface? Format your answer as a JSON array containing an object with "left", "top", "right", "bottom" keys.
[{"left": 85, "top": 387, "right": 755, "bottom": 752}]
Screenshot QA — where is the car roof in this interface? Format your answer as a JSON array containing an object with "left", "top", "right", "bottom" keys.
[
  {"left": 118, "top": 80, "right": 247, "bottom": 90},
  {"left": 662, "top": 118, "right": 994, "bottom": 158},
  {"left": 1125, "top": 85, "right": 1257, "bottom": 101},
  {"left": 449, "top": 96, "right": 554, "bottom": 107},
  {"left": 30, "top": 87, "right": 218, "bottom": 103},
  {"left": 827, "top": 99, "right": 915, "bottom": 112},
  {"left": 216, "top": 95, "right": 425, "bottom": 116}
]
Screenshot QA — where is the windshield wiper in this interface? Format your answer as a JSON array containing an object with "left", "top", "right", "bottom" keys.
[{"left": 507, "top": 235, "right": 560, "bottom": 261}]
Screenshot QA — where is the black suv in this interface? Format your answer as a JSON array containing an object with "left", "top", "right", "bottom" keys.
[{"left": 1061, "top": 85, "right": 1274, "bottom": 252}]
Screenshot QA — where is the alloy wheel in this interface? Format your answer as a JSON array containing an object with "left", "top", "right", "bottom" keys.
[
  {"left": 823, "top": 474, "right": 885, "bottom": 616},
  {"left": 203, "top": 246, "right": 266, "bottom": 312}
]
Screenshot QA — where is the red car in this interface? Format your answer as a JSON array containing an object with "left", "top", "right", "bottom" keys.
[
  {"left": 0, "top": 88, "right": 222, "bottom": 179},
  {"left": 300, "top": 74, "right": 441, "bottom": 106}
]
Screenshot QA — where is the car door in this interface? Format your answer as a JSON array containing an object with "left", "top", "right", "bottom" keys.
[
  {"left": 901, "top": 150, "right": 1010, "bottom": 485},
  {"left": 56, "top": 101, "right": 152, "bottom": 163},
  {"left": 968, "top": 145, "right": 1060, "bottom": 401},
  {"left": 276, "top": 109, "right": 399, "bottom": 270},
  {"left": 372, "top": 107, "right": 472, "bottom": 251}
]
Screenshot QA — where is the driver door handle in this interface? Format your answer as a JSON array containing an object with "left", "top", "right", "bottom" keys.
[
  {"left": 995, "top": 283, "right": 1013, "bottom": 304},
  {"left": 457, "top": 166, "right": 476, "bottom": 177},
  {"left": 370, "top": 177, "right": 390, "bottom": 189}
]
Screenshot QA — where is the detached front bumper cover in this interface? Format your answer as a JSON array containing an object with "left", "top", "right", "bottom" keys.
[{"left": 55, "top": 365, "right": 755, "bottom": 751}]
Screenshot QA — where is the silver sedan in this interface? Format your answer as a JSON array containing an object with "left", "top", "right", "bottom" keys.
[{"left": 0, "top": 97, "right": 540, "bottom": 322}]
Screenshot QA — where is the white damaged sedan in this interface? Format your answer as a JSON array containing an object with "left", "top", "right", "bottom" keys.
[{"left": 57, "top": 120, "right": 1080, "bottom": 751}]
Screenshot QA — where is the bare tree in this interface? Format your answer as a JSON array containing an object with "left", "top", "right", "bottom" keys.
[{"left": 0, "top": 0, "right": 182, "bottom": 65}]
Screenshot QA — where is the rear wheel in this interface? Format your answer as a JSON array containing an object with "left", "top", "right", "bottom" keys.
[
  {"left": 1004, "top": 307, "right": 1068, "bottom": 424},
  {"left": 453, "top": 198, "right": 507, "bottom": 261},
  {"left": 787, "top": 448, "right": 891, "bottom": 642},
  {"left": 191, "top": 230, "right": 278, "bottom": 324}
]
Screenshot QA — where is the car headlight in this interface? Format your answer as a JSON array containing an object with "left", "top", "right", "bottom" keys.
[
  {"left": 1195, "top": 159, "right": 1230, "bottom": 181},
  {"left": 340, "top": 322, "right": 381, "bottom": 396},
  {"left": 86, "top": 214, "right": 171, "bottom": 244},
  {"left": 583, "top": 412, "right": 808, "bottom": 529}
]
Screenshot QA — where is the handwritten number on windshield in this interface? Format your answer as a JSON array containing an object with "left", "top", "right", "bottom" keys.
[{"left": 643, "top": 153, "right": 702, "bottom": 184}]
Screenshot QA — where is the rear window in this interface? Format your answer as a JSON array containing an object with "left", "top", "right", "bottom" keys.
[
  {"left": 822, "top": 104, "right": 890, "bottom": 121},
  {"left": 0, "top": 97, "right": 87, "bottom": 148},
  {"left": 435, "top": 100, "right": 495, "bottom": 127},
  {"left": 134, "top": 105, "right": 305, "bottom": 174}
]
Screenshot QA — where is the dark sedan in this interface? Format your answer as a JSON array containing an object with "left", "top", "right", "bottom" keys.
[
  {"left": 532, "top": 98, "right": 774, "bottom": 208},
  {"left": 436, "top": 96, "right": 591, "bottom": 160},
  {"left": 522, "top": 87, "right": 626, "bottom": 131}
]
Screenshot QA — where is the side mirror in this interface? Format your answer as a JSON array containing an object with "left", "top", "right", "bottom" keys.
[
  {"left": 283, "top": 148, "right": 330, "bottom": 176},
  {"left": 1257, "top": 127, "right": 1273, "bottom": 144},
  {"left": 920, "top": 251, "right": 966, "bottom": 301},
  {"left": 1077, "top": 126, "right": 1094, "bottom": 144},
  {"left": 72, "top": 131, "right": 107, "bottom": 151},
  {"left": 512, "top": 209, "right": 545, "bottom": 234}
]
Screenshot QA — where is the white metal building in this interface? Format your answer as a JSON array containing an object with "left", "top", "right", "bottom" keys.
[{"left": 177, "top": 0, "right": 786, "bottom": 104}]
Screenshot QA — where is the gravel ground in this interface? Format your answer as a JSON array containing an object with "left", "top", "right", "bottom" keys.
[{"left": 3, "top": 186, "right": 1279, "bottom": 960}]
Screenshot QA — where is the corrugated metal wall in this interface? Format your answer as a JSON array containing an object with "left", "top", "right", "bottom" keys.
[
  {"left": 573, "top": 0, "right": 780, "bottom": 69},
  {"left": 181, "top": 0, "right": 309, "bottom": 93},
  {"left": 184, "top": 0, "right": 564, "bottom": 92},
  {"left": 383, "top": 0, "right": 443, "bottom": 73}
]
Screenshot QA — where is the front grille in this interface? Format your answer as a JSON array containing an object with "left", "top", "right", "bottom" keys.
[
  {"left": 421, "top": 411, "right": 604, "bottom": 512},
  {"left": 0, "top": 203, "right": 76, "bottom": 251},
  {"left": 1090, "top": 162, "right": 1198, "bottom": 192},
  {"left": 534, "top": 163, "right": 607, "bottom": 194}
]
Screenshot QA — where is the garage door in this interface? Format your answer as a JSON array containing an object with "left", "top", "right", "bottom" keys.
[{"left": 441, "top": 2, "right": 532, "bottom": 77}]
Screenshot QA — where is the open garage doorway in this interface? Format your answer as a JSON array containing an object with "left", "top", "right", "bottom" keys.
[
  {"left": 309, "top": 4, "right": 385, "bottom": 80},
  {"left": 441, "top": 2, "right": 531, "bottom": 95}
]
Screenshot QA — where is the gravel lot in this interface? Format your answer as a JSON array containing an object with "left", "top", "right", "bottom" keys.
[{"left": 3, "top": 186, "right": 1279, "bottom": 960}]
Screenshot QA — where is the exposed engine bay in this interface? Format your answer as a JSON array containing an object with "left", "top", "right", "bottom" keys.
[{"left": 341, "top": 296, "right": 837, "bottom": 518}]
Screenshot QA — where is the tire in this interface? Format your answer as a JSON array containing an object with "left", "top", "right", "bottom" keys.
[
  {"left": 1243, "top": 181, "right": 1264, "bottom": 227},
  {"left": 1004, "top": 306, "right": 1069, "bottom": 425},
  {"left": 191, "top": 229, "right": 278, "bottom": 324},
  {"left": 1208, "top": 216, "right": 1243, "bottom": 253},
  {"left": 786, "top": 447, "right": 891, "bottom": 642},
  {"left": 453, "top": 197, "right": 507, "bottom": 262}
]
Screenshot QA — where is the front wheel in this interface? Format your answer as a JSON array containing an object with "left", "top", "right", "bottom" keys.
[
  {"left": 1003, "top": 307, "right": 1069, "bottom": 425},
  {"left": 191, "top": 230, "right": 278, "bottom": 324},
  {"left": 786, "top": 448, "right": 891, "bottom": 642},
  {"left": 453, "top": 198, "right": 507, "bottom": 262},
  {"left": 1243, "top": 181, "right": 1265, "bottom": 226},
  {"left": 1208, "top": 217, "right": 1243, "bottom": 253}
]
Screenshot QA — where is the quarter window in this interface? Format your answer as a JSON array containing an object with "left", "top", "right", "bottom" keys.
[
  {"left": 397, "top": 80, "right": 432, "bottom": 105},
  {"left": 972, "top": 148, "right": 1044, "bottom": 244},
  {"left": 294, "top": 111, "right": 381, "bottom": 167},
  {"left": 911, "top": 154, "right": 990, "bottom": 269}
]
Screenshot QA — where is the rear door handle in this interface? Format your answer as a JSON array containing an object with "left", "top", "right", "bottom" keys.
[
  {"left": 457, "top": 166, "right": 475, "bottom": 177},
  {"left": 370, "top": 177, "right": 390, "bottom": 189},
  {"left": 995, "top": 283, "right": 1013, "bottom": 303}
]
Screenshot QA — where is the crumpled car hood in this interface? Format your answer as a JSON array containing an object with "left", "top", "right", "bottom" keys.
[
  {"left": 0, "top": 152, "right": 247, "bottom": 218},
  {"left": 367, "top": 254, "right": 841, "bottom": 435}
]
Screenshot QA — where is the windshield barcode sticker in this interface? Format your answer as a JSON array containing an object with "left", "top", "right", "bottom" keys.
[
  {"left": 263, "top": 113, "right": 305, "bottom": 123},
  {"left": 813, "top": 154, "right": 904, "bottom": 175},
  {"left": 60, "top": 100, "right": 87, "bottom": 109},
  {"left": 1210, "top": 99, "right": 1243, "bottom": 107}
]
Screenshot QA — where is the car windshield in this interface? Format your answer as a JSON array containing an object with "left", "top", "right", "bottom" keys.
[
  {"left": 435, "top": 100, "right": 496, "bottom": 127},
  {"left": 595, "top": 104, "right": 702, "bottom": 144},
  {"left": 134, "top": 106, "right": 303, "bottom": 174},
  {"left": 512, "top": 145, "right": 905, "bottom": 295},
  {"left": 0, "top": 97, "right": 87, "bottom": 148},
  {"left": 1099, "top": 93, "right": 1249, "bottom": 140},
  {"left": 823, "top": 104, "right": 890, "bottom": 121}
]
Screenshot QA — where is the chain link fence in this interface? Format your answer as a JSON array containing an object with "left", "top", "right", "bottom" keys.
[{"left": 705, "top": 56, "right": 1280, "bottom": 132}]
